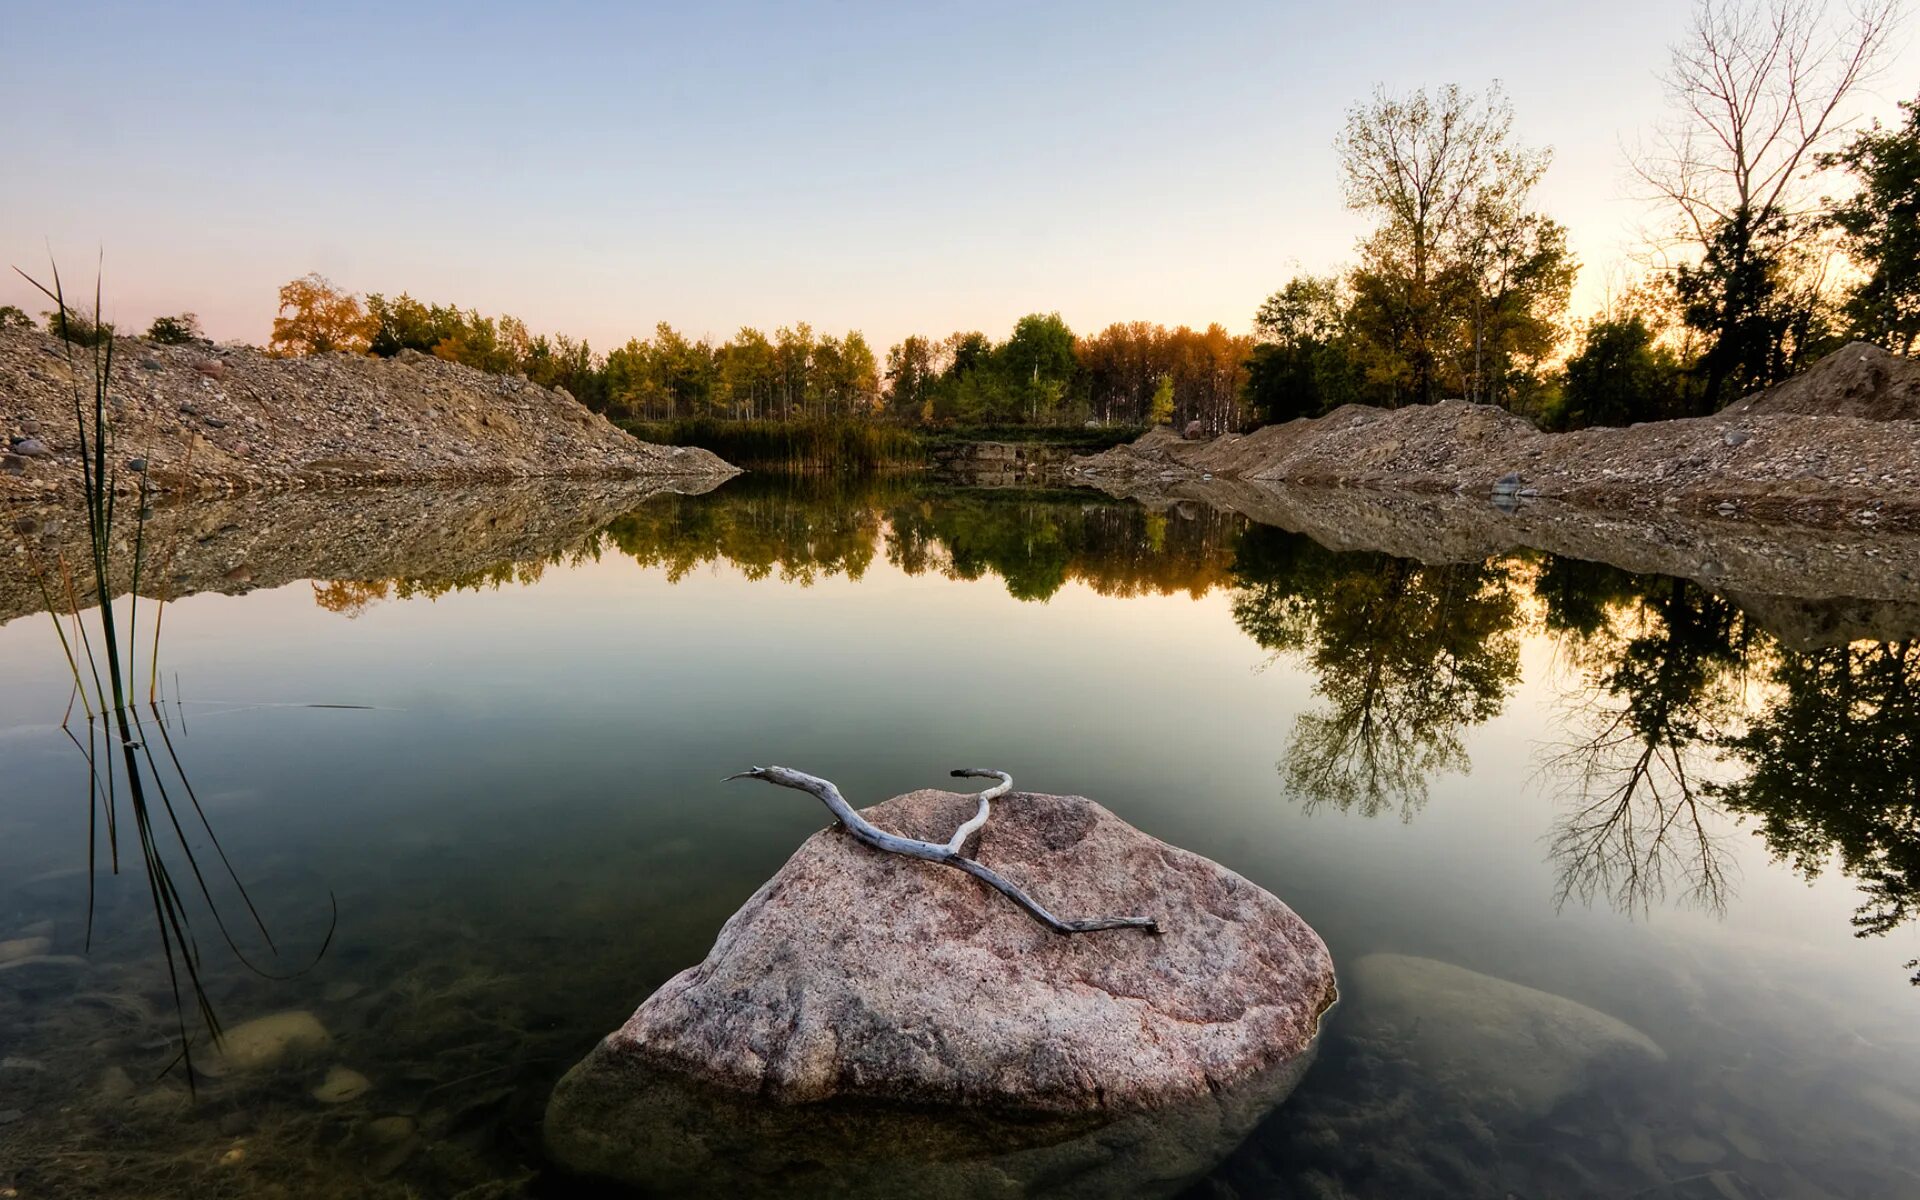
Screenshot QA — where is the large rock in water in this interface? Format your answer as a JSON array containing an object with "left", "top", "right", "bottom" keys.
[
  {"left": 1344, "top": 954, "right": 1666, "bottom": 1124},
  {"left": 546, "top": 788, "right": 1335, "bottom": 1194}
]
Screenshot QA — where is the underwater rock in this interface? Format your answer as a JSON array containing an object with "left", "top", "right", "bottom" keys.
[
  {"left": 546, "top": 1047, "right": 1315, "bottom": 1200},
  {"left": 0, "top": 954, "right": 88, "bottom": 987},
  {"left": 363, "top": 1115, "right": 417, "bottom": 1143},
  {"left": 97, "top": 1066, "right": 136, "bottom": 1102},
  {"left": 1344, "top": 954, "right": 1665, "bottom": 1124},
  {"left": 0, "top": 937, "right": 51, "bottom": 964},
  {"left": 312, "top": 1065, "right": 372, "bottom": 1104},
  {"left": 547, "top": 788, "right": 1334, "bottom": 1188},
  {"left": 208, "top": 1010, "right": 331, "bottom": 1072}
]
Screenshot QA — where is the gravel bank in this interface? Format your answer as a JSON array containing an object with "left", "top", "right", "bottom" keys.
[
  {"left": 1, "top": 328, "right": 737, "bottom": 501},
  {"left": 1071, "top": 346, "right": 1920, "bottom": 531}
]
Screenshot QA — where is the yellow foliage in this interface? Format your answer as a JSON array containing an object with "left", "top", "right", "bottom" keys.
[{"left": 269, "top": 273, "right": 375, "bottom": 357}]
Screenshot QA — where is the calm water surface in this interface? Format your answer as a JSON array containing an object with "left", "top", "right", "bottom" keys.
[{"left": 1, "top": 478, "right": 1916, "bottom": 1198}]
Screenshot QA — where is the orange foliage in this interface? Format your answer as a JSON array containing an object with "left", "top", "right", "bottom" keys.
[{"left": 269, "top": 273, "right": 376, "bottom": 357}]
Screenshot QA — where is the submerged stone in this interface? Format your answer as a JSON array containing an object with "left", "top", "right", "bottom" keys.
[
  {"left": 209, "top": 1010, "right": 331, "bottom": 1073},
  {"left": 1344, "top": 953, "right": 1665, "bottom": 1124},
  {"left": 548, "top": 1048, "right": 1315, "bottom": 1200},
  {"left": 312, "top": 1065, "right": 372, "bottom": 1104},
  {"left": 547, "top": 788, "right": 1335, "bottom": 1191},
  {"left": 0, "top": 936, "right": 51, "bottom": 964}
]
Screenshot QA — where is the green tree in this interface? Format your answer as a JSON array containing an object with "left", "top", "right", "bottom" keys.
[
  {"left": 1231, "top": 529, "right": 1523, "bottom": 819},
  {"left": 43, "top": 306, "right": 114, "bottom": 346},
  {"left": 1822, "top": 93, "right": 1920, "bottom": 354},
  {"left": 884, "top": 334, "right": 942, "bottom": 422},
  {"left": 1541, "top": 572, "right": 1749, "bottom": 913},
  {"left": 366, "top": 292, "right": 462, "bottom": 357},
  {"left": 1459, "top": 204, "right": 1577, "bottom": 411},
  {"left": 1246, "top": 275, "right": 1363, "bottom": 423},
  {"left": 0, "top": 304, "right": 37, "bottom": 330},
  {"left": 719, "top": 327, "right": 778, "bottom": 420},
  {"left": 1715, "top": 639, "right": 1920, "bottom": 981},
  {"left": 1000, "top": 312, "right": 1077, "bottom": 423},
  {"left": 1672, "top": 207, "right": 1827, "bottom": 404},
  {"left": 1557, "top": 315, "right": 1686, "bottom": 428}
]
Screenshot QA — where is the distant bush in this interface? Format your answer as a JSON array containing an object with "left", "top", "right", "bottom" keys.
[
  {"left": 145, "top": 312, "right": 205, "bottom": 345},
  {"left": 44, "top": 307, "right": 114, "bottom": 346},
  {"left": 0, "top": 304, "right": 33, "bottom": 331}
]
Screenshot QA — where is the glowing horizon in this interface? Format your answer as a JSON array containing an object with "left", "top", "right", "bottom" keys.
[{"left": 4, "top": 1, "right": 1914, "bottom": 354}]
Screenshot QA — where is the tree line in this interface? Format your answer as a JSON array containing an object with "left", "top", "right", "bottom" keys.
[
  {"left": 255, "top": 279, "right": 1256, "bottom": 434},
  {"left": 29, "top": 1, "right": 1913, "bottom": 434}
]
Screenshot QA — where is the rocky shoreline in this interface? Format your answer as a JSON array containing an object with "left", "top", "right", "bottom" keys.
[
  {"left": 1070, "top": 343, "right": 1920, "bottom": 532},
  {"left": 0, "top": 328, "right": 736, "bottom": 502}
]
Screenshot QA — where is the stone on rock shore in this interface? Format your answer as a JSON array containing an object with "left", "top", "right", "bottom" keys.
[
  {"left": 547, "top": 788, "right": 1335, "bottom": 1190},
  {"left": 1344, "top": 954, "right": 1665, "bottom": 1124}
]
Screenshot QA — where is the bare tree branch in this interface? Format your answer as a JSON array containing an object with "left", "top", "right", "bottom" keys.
[{"left": 727, "top": 765, "right": 1161, "bottom": 936}]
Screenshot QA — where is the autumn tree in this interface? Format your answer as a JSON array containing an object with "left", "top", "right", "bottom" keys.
[
  {"left": 1339, "top": 83, "right": 1568, "bottom": 406},
  {"left": 1822, "top": 92, "right": 1920, "bottom": 354},
  {"left": 1633, "top": 0, "right": 1901, "bottom": 404},
  {"left": 1148, "top": 374, "right": 1175, "bottom": 425},
  {"left": 269, "top": 273, "right": 374, "bottom": 356}
]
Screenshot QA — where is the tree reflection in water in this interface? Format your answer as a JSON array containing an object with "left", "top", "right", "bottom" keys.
[
  {"left": 302, "top": 482, "right": 1920, "bottom": 979},
  {"left": 1536, "top": 563, "right": 1752, "bottom": 916},
  {"left": 1716, "top": 638, "right": 1920, "bottom": 981},
  {"left": 1230, "top": 525, "right": 1522, "bottom": 820}
]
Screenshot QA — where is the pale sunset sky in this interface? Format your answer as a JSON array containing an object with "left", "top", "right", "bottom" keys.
[{"left": 3, "top": 0, "right": 1914, "bottom": 350}]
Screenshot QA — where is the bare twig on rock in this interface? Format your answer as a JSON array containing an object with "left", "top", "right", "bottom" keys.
[{"left": 725, "top": 765, "right": 1160, "bottom": 936}]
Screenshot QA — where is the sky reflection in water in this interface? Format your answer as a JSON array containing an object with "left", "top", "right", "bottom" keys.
[{"left": 0, "top": 478, "right": 1916, "bottom": 1198}]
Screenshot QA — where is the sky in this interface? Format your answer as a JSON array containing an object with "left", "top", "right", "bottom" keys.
[{"left": 2, "top": 0, "right": 1914, "bottom": 352}]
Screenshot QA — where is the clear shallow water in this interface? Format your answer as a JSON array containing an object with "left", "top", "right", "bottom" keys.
[{"left": 0, "top": 478, "right": 1916, "bottom": 1198}]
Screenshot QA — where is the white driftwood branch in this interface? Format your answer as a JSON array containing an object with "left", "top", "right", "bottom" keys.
[
  {"left": 726, "top": 765, "right": 1160, "bottom": 936},
  {"left": 943, "top": 767, "right": 1009, "bottom": 853}
]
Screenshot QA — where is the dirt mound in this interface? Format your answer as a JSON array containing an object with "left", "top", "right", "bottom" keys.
[
  {"left": 1074, "top": 403, "right": 1542, "bottom": 484},
  {"left": 0, "top": 328, "right": 737, "bottom": 501},
  {"left": 1074, "top": 370, "right": 1920, "bottom": 530},
  {"left": 1727, "top": 342, "right": 1920, "bottom": 421}
]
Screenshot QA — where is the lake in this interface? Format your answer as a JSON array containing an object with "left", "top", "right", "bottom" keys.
[{"left": 2, "top": 476, "right": 1917, "bottom": 1198}]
